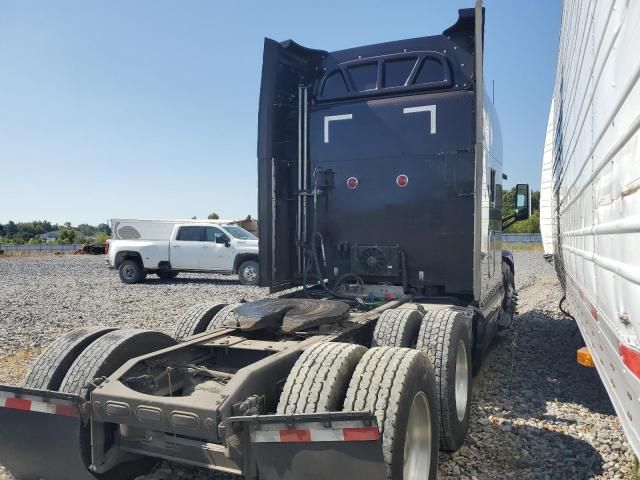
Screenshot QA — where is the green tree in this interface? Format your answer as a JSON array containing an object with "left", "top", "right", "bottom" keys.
[
  {"left": 77, "top": 224, "right": 97, "bottom": 237},
  {"left": 207, "top": 212, "right": 220, "bottom": 220},
  {"left": 531, "top": 191, "right": 540, "bottom": 211},
  {"left": 5, "top": 221, "right": 17, "bottom": 237},
  {"left": 57, "top": 225, "right": 76, "bottom": 243},
  {"left": 97, "top": 223, "right": 112, "bottom": 235}
]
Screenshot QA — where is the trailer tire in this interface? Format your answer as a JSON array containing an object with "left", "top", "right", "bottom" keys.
[
  {"left": 157, "top": 270, "right": 179, "bottom": 280},
  {"left": 173, "top": 303, "right": 228, "bottom": 340},
  {"left": 23, "top": 326, "right": 116, "bottom": 391},
  {"left": 277, "top": 342, "right": 366, "bottom": 414},
  {"left": 118, "top": 259, "right": 146, "bottom": 284},
  {"left": 416, "top": 309, "right": 472, "bottom": 452},
  {"left": 372, "top": 308, "right": 422, "bottom": 347},
  {"left": 344, "top": 347, "right": 439, "bottom": 480},
  {"left": 60, "top": 329, "right": 176, "bottom": 395},
  {"left": 207, "top": 303, "right": 242, "bottom": 330}
]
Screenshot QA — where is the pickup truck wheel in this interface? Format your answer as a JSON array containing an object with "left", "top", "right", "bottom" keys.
[
  {"left": 207, "top": 303, "right": 242, "bottom": 330},
  {"left": 417, "top": 309, "right": 472, "bottom": 452},
  {"left": 60, "top": 329, "right": 176, "bottom": 395},
  {"left": 157, "top": 270, "right": 179, "bottom": 280},
  {"left": 277, "top": 342, "right": 366, "bottom": 414},
  {"left": 344, "top": 347, "right": 439, "bottom": 480},
  {"left": 23, "top": 326, "right": 116, "bottom": 390},
  {"left": 118, "top": 259, "right": 145, "bottom": 284},
  {"left": 173, "top": 302, "right": 228, "bottom": 340},
  {"left": 372, "top": 308, "right": 422, "bottom": 347},
  {"left": 238, "top": 260, "right": 259, "bottom": 285}
]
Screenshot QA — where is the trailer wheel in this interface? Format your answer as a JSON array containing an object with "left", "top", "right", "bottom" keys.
[
  {"left": 372, "top": 308, "right": 422, "bottom": 347},
  {"left": 60, "top": 329, "right": 176, "bottom": 395},
  {"left": 156, "top": 270, "right": 179, "bottom": 280},
  {"left": 173, "top": 302, "right": 228, "bottom": 340},
  {"left": 277, "top": 342, "right": 366, "bottom": 414},
  {"left": 238, "top": 260, "right": 259, "bottom": 285},
  {"left": 416, "top": 309, "right": 472, "bottom": 452},
  {"left": 23, "top": 326, "right": 116, "bottom": 391},
  {"left": 344, "top": 347, "right": 439, "bottom": 480},
  {"left": 118, "top": 259, "right": 146, "bottom": 284},
  {"left": 206, "top": 303, "right": 242, "bottom": 330}
]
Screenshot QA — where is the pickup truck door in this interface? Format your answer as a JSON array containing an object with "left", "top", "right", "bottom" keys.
[
  {"left": 201, "top": 226, "right": 235, "bottom": 271},
  {"left": 171, "top": 226, "right": 204, "bottom": 269}
]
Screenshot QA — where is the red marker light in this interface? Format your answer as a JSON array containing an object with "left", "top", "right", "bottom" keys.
[
  {"left": 346, "top": 177, "right": 359, "bottom": 189},
  {"left": 620, "top": 343, "right": 640, "bottom": 379},
  {"left": 396, "top": 174, "right": 409, "bottom": 187}
]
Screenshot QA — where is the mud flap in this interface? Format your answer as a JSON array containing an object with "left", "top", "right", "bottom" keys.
[
  {"left": 224, "top": 412, "right": 387, "bottom": 480},
  {"left": 0, "top": 386, "right": 96, "bottom": 480}
]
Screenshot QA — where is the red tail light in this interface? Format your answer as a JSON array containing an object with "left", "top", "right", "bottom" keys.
[
  {"left": 346, "top": 177, "right": 359, "bottom": 189},
  {"left": 396, "top": 174, "right": 409, "bottom": 187},
  {"left": 620, "top": 343, "right": 640, "bottom": 379},
  {"left": 105, "top": 240, "right": 110, "bottom": 255}
]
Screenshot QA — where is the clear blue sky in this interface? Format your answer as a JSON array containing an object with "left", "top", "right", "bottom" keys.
[{"left": 0, "top": 0, "right": 560, "bottom": 225}]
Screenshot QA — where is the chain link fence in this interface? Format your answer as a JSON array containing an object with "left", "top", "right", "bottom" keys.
[{"left": 0, "top": 244, "right": 84, "bottom": 255}]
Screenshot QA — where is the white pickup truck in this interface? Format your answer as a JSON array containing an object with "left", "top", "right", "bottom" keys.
[{"left": 106, "top": 223, "right": 259, "bottom": 285}]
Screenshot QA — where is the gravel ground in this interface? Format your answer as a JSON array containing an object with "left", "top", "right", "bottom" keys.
[
  {"left": 0, "top": 256, "right": 268, "bottom": 385},
  {"left": 0, "top": 252, "right": 636, "bottom": 479}
]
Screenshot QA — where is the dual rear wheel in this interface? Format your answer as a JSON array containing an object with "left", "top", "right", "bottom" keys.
[
  {"left": 277, "top": 342, "right": 439, "bottom": 480},
  {"left": 373, "top": 307, "right": 473, "bottom": 452},
  {"left": 23, "top": 328, "right": 176, "bottom": 479}
]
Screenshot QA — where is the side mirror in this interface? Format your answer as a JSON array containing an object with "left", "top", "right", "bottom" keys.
[
  {"left": 515, "top": 183, "right": 530, "bottom": 221},
  {"left": 215, "top": 235, "right": 228, "bottom": 246}
]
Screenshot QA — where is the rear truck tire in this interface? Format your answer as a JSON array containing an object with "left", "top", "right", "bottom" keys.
[
  {"left": 206, "top": 303, "right": 242, "bottom": 330},
  {"left": 156, "top": 270, "right": 179, "bottom": 280},
  {"left": 58, "top": 329, "right": 175, "bottom": 479},
  {"left": 23, "top": 326, "right": 116, "bottom": 390},
  {"left": 238, "top": 260, "right": 259, "bottom": 286},
  {"left": 344, "top": 347, "right": 439, "bottom": 480},
  {"left": 173, "top": 302, "right": 228, "bottom": 340},
  {"left": 372, "top": 308, "right": 423, "bottom": 347},
  {"left": 60, "top": 329, "right": 176, "bottom": 395},
  {"left": 118, "top": 259, "right": 146, "bottom": 284},
  {"left": 277, "top": 342, "right": 367, "bottom": 414},
  {"left": 417, "top": 309, "right": 472, "bottom": 452}
]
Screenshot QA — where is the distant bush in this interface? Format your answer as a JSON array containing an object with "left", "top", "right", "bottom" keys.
[{"left": 95, "top": 232, "right": 110, "bottom": 244}]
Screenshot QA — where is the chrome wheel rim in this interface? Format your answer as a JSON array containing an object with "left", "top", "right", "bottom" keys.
[
  {"left": 122, "top": 264, "right": 135, "bottom": 281},
  {"left": 455, "top": 339, "right": 469, "bottom": 421},
  {"left": 403, "top": 391, "right": 432, "bottom": 480},
  {"left": 243, "top": 265, "right": 257, "bottom": 282}
]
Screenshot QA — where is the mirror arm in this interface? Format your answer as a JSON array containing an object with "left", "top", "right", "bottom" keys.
[{"left": 502, "top": 214, "right": 516, "bottom": 231}]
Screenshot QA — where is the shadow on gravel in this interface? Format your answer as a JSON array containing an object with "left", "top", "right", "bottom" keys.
[
  {"left": 440, "top": 422, "right": 604, "bottom": 479},
  {"left": 145, "top": 277, "right": 243, "bottom": 286},
  {"left": 440, "top": 298, "right": 615, "bottom": 479},
  {"left": 507, "top": 308, "right": 615, "bottom": 417}
]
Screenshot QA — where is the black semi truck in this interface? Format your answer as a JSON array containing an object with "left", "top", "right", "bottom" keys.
[{"left": 0, "top": 3, "right": 530, "bottom": 480}]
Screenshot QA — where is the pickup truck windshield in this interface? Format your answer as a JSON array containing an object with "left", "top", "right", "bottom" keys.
[{"left": 224, "top": 226, "right": 257, "bottom": 240}]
